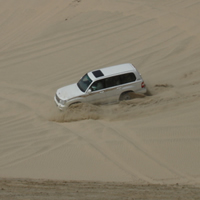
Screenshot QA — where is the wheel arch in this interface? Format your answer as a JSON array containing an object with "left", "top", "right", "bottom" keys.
[
  {"left": 119, "top": 90, "right": 134, "bottom": 101},
  {"left": 68, "top": 101, "right": 82, "bottom": 107}
]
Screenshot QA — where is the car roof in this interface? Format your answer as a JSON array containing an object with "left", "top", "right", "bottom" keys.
[{"left": 88, "top": 63, "right": 137, "bottom": 81}]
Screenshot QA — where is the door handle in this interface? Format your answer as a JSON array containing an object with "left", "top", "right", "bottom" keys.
[{"left": 99, "top": 91, "right": 104, "bottom": 93}]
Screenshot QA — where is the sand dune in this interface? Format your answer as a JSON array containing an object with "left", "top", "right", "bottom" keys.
[{"left": 0, "top": 0, "right": 200, "bottom": 187}]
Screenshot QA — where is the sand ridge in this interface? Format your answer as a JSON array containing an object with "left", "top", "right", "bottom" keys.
[{"left": 1, "top": 178, "right": 200, "bottom": 200}]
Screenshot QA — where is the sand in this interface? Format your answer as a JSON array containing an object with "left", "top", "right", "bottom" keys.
[
  {"left": 0, "top": 0, "right": 200, "bottom": 198},
  {"left": 1, "top": 178, "right": 200, "bottom": 200}
]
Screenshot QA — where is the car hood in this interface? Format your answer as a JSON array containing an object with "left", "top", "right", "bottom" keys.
[{"left": 56, "top": 83, "right": 83, "bottom": 100}]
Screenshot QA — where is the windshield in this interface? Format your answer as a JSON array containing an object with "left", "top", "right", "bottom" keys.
[{"left": 77, "top": 73, "right": 92, "bottom": 92}]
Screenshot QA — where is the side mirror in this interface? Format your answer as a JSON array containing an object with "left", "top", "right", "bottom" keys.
[{"left": 87, "top": 89, "right": 92, "bottom": 93}]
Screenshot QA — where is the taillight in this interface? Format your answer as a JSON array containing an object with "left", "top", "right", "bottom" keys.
[{"left": 141, "top": 81, "right": 145, "bottom": 88}]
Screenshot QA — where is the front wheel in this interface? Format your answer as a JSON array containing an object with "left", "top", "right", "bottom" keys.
[{"left": 68, "top": 102, "right": 82, "bottom": 108}]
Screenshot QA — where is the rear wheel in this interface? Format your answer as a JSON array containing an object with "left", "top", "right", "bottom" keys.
[{"left": 119, "top": 92, "right": 134, "bottom": 101}]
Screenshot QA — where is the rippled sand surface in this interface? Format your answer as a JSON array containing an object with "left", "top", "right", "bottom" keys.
[{"left": 0, "top": 2, "right": 200, "bottom": 198}]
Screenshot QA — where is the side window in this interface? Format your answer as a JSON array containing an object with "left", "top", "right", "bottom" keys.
[
  {"left": 90, "top": 80, "right": 105, "bottom": 91},
  {"left": 105, "top": 75, "right": 120, "bottom": 88},
  {"left": 120, "top": 73, "right": 136, "bottom": 84}
]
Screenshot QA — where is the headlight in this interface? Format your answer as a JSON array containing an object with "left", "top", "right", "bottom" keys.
[{"left": 59, "top": 99, "right": 66, "bottom": 105}]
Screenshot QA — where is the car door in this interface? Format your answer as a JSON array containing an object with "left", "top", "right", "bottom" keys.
[
  {"left": 119, "top": 72, "right": 137, "bottom": 93},
  {"left": 85, "top": 79, "right": 107, "bottom": 104},
  {"left": 104, "top": 75, "right": 121, "bottom": 103}
]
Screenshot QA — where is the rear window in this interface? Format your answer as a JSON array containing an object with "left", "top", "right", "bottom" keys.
[{"left": 120, "top": 73, "right": 136, "bottom": 84}]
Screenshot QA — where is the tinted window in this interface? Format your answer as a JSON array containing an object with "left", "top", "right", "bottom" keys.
[
  {"left": 120, "top": 73, "right": 136, "bottom": 84},
  {"left": 89, "top": 72, "right": 136, "bottom": 92},
  {"left": 105, "top": 76, "right": 120, "bottom": 88},
  {"left": 90, "top": 80, "right": 105, "bottom": 91}
]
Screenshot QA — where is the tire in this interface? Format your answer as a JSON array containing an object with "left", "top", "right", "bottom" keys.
[
  {"left": 68, "top": 102, "right": 81, "bottom": 108},
  {"left": 119, "top": 92, "right": 134, "bottom": 101}
]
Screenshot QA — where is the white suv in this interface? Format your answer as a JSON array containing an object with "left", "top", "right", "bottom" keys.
[{"left": 54, "top": 63, "right": 146, "bottom": 110}]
